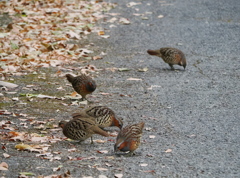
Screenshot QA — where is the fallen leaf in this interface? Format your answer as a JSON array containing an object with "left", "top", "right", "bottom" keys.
[
  {"left": 99, "top": 175, "right": 108, "bottom": 178},
  {"left": 0, "top": 162, "right": 8, "bottom": 171},
  {"left": 96, "top": 167, "right": 108, "bottom": 171},
  {"left": 101, "top": 35, "right": 110, "bottom": 38},
  {"left": 97, "top": 150, "right": 108, "bottom": 154},
  {"left": 146, "top": 154, "right": 154, "bottom": 157},
  {"left": 127, "top": 78, "right": 142, "bottom": 81},
  {"left": 37, "top": 94, "right": 56, "bottom": 99},
  {"left": 149, "top": 135, "right": 156, "bottom": 139},
  {"left": 158, "top": 15, "right": 164, "bottom": 18},
  {"left": 12, "top": 97, "right": 19, "bottom": 101},
  {"left": 114, "top": 173, "right": 123, "bottom": 178},
  {"left": 98, "top": 31, "right": 105, "bottom": 35},
  {"left": 15, "top": 143, "right": 43, "bottom": 153},
  {"left": 142, "top": 170, "right": 155, "bottom": 173},
  {"left": 3, "top": 153, "right": 11, "bottom": 158},
  {"left": 53, "top": 167, "right": 61, "bottom": 172},
  {"left": 145, "top": 127, "right": 152, "bottom": 131},
  {"left": 165, "top": 149, "right": 172, "bottom": 153},
  {"left": 19, "top": 172, "right": 35, "bottom": 176},
  {"left": 118, "top": 68, "right": 131, "bottom": 72},
  {"left": 141, "top": 17, "right": 149, "bottom": 20},
  {"left": 56, "top": 86, "right": 64, "bottom": 90},
  {"left": 94, "top": 139, "right": 107, "bottom": 143},
  {"left": 138, "top": 67, "right": 148, "bottom": 72},
  {"left": 127, "top": 2, "right": 141, "bottom": 7},
  {"left": 100, "top": 92, "right": 112, "bottom": 95},
  {"left": 147, "top": 85, "right": 162, "bottom": 90},
  {"left": 108, "top": 17, "right": 118, "bottom": 23},
  {"left": 0, "top": 81, "right": 18, "bottom": 88},
  {"left": 119, "top": 18, "right": 131, "bottom": 25},
  {"left": 105, "top": 156, "right": 115, "bottom": 160},
  {"left": 68, "top": 148, "right": 77, "bottom": 152},
  {"left": 93, "top": 56, "right": 102, "bottom": 60}
]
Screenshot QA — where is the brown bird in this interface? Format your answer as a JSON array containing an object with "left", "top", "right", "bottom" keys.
[
  {"left": 114, "top": 122, "right": 144, "bottom": 156},
  {"left": 66, "top": 74, "right": 96, "bottom": 101},
  {"left": 59, "top": 115, "right": 109, "bottom": 144},
  {"left": 147, "top": 47, "right": 187, "bottom": 70},
  {"left": 72, "top": 106, "right": 123, "bottom": 130}
]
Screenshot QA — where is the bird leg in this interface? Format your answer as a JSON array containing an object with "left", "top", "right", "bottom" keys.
[
  {"left": 168, "top": 64, "right": 175, "bottom": 70},
  {"left": 125, "top": 151, "right": 135, "bottom": 157},
  {"left": 90, "top": 136, "right": 94, "bottom": 144}
]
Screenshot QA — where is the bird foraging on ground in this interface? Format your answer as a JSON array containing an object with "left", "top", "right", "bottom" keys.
[
  {"left": 114, "top": 122, "right": 144, "bottom": 156},
  {"left": 72, "top": 106, "right": 123, "bottom": 130},
  {"left": 147, "top": 47, "right": 187, "bottom": 70},
  {"left": 66, "top": 74, "right": 96, "bottom": 101},
  {"left": 59, "top": 115, "right": 109, "bottom": 144}
]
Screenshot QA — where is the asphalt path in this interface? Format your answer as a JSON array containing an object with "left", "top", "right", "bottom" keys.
[{"left": 90, "top": 0, "right": 240, "bottom": 177}]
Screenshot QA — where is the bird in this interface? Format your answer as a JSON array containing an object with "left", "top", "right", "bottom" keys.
[
  {"left": 59, "top": 115, "right": 109, "bottom": 144},
  {"left": 72, "top": 106, "right": 123, "bottom": 130},
  {"left": 147, "top": 47, "right": 187, "bottom": 70},
  {"left": 114, "top": 122, "right": 144, "bottom": 156},
  {"left": 65, "top": 73, "right": 96, "bottom": 101}
]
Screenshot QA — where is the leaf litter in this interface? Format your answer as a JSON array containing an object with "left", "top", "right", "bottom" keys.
[{"left": 0, "top": 0, "right": 117, "bottom": 74}]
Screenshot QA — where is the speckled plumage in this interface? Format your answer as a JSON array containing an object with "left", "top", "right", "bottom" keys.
[
  {"left": 114, "top": 122, "right": 144, "bottom": 156},
  {"left": 59, "top": 115, "right": 109, "bottom": 143},
  {"left": 66, "top": 74, "right": 96, "bottom": 100},
  {"left": 72, "top": 106, "right": 123, "bottom": 129},
  {"left": 147, "top": 47, "right": 187, "bottom": 70}
]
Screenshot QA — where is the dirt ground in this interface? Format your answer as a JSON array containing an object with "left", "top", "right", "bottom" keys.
[{"left": 1, "top": 0, "right": 240, "bottom": 177}]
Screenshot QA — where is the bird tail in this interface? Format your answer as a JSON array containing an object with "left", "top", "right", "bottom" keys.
[
  {"left": 66, "top": 74, "right": 74, "bottom": 83},
  {"left": 137, "top": 122, "right": 145, "bottom": 130},
  {"left": 147, "top": 49, "right": 159, "bottom": 56}
]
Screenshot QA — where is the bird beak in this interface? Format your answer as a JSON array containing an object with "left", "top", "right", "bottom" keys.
[{"left": 114, "top": 144, "right": 117, "bottom": 152}]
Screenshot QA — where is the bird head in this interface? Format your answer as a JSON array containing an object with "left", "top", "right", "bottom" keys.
[
  {"left": 112, "top": 116, "right": 123, "bottom": 129},
  {"left": 114, "top": 139, "right": 127, "bottom": 152},
  {"left": 58, "top": 121, "right": 67, "bottom": 129},
  {"left": 179, "top": 60, "right": 187, "bottom": 69},
  {"left": 87, "top": 81, "right": 97, "bottom": 92}
]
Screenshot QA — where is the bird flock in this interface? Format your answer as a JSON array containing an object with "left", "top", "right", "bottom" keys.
[{"left": 59, "top": 47, "right": 186, "bottom": 156}]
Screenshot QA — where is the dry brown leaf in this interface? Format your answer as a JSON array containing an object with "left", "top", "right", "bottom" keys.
[{"left": 70, "top": 92, "right": 78, "bottom": 97}]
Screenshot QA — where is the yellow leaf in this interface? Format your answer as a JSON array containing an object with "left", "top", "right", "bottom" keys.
[
  {"left": 98, "top": 31, "right": 105, "bottom": 35},
  {"left": 15, "top": 143, "right": 32, "bottom": 150}
]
